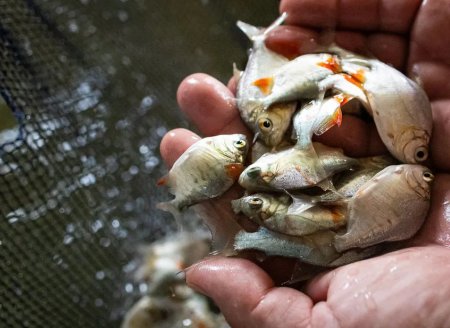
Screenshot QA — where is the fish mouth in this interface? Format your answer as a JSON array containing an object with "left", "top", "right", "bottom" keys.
[{"left": 246, "top": 166, "right": 262, "bottom": 178}]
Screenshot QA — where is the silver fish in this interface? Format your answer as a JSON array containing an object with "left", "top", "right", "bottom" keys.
[
  {"left": 236, "top": 14, "right": 297, "bottom": 147},
  {"left": 293, "top": 95, "right": 350, "bottom": 149},
  {"left": 254, "top": 53, "right": 340, "bottom": 109},
  {"left": 239, "top": 142, "right": 357, "bottom": 192},
  {"left": 334, "top": 48, "right": 433, "bottom": 163},
  {"left": 316, "top": 155, "right": 398, "bottom": 203},
  {"left": 335, "top": 164, "right": 434, "bottom": 252},
  {"left": 157, "top": 134, "right": 248, "bottom": 213},
  {"left": 234, "top": 227, "right": 381, "bottom": 267},
  {"left": 232, "top": 193, "right": 347, "bottom": 236}
]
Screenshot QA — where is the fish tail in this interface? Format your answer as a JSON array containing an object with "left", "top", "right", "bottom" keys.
[
  {"left": 237, "top": 12, "right": 287, "bottom": 42},
  {"left": 156, "top": 201, "right": 184, "bottom": 230}
]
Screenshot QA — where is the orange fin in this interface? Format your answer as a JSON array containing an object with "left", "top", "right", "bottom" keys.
[
  {"left": 224, "top": 163, "right": 244, "bottom": 180},
  {"left": 342, "top": 73, "right": 363, "bottom": 88},
  {"left": 333, "top": 94, "right": 352, "bottom": 107},
  {"left": 352, "top": 69, "right": 366, "bottom": 83},
  {"left": 252, "top": 77, "right": 274, "bottom": 95},
  {"left": 317, "top": 56, "right": 341, "bottom": 74},
  {"left": 333, "top": 106, "right": 343, "bottom": 127},
  {"left": 156, "top": 175, "right": 169, "bottom": 186}
]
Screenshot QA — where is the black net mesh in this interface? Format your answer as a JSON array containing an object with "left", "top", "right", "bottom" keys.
[{"left": 0, "top": 0, "right": 278, "bottom": 326}]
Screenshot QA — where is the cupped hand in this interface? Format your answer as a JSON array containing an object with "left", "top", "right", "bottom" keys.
[{"left": 159, "top": 0, "right": 450, "bottom": 327}]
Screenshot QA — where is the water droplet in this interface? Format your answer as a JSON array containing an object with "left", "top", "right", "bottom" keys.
[
  {"left": 389, "top": 266, "right": 398, "bottom": 273},
  {"left": 124, "top": 283, "right": 134, "bottom": 293},
  {"left": 63, "top": 235, "right": 74, "bottom": 245},
  {"left": 95, "top": 298, "right": 104, "bottom": 307},
  {"left": 364, "top": 291, "right": 376, "bottom": 310},
  {"left": 139, "top": 283, "right": 148, "bottom": 294},
  {"left": 156, "top": 126, "right": 167, "bottom": 138},
  {"left": 182, "top": 319, "right": 192, "bottom": 327},
  {"left": 68, "top": 20, "right": 79, "bottom": 33},
  {"left": 139, "top": 145, "right": 149, "bottom": 154},
  {"left": 129, "top": 165, "right": 139, "bottom": 175},
  {"left": 118, "top": 10, "right": 128, "bottom": 22},
  {"left": 95, "top": 271, "right": 105, "bottom": 280},
  {"left": 80, "top": 173, "right": 96, "bottom": 186},
  {"left": 111, "top": 219, "right": 120, "bottom": 228},
  {"left": 91, "top": 219, "right": 103, "bottom": 233}
]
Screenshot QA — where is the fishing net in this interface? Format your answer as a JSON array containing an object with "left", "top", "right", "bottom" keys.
[{"left": 0, "top": 0, "right": 278, "bottom": 326}]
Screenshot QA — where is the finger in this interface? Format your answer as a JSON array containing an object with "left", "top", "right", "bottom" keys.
[
  {"left": 186, "top": 256, "right": 314, "bottom": 328},
  {"left": 280, "top": 0, "right": 422, "bottom": 33},
  {"left": 430, "top": 100, "right": 450, "bottom": 171},
  {"left": 265, "top": 26, "right": 407, "bottom": 69},
  {"left": 410, "top": 62, "right": 450, "bottom": 101},
  {"left": 177, "top": 73, "right": 250, "bottom": 137},
  {"left": 159, "top": 128, "right": 200, "bottom": 167},
  {"left": 409, "top": 174, "right": 450, "bottom": 247},
  {"left": 313, "top": 115, "right": 387, "bottom": 158}
]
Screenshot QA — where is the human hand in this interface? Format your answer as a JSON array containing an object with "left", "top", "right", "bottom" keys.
[{"left": 159, "top": 0, "right": 450, "bottom": 326}]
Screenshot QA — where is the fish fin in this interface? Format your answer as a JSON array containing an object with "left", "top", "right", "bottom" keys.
[
  {"left": 317, "top": 55, "right": 341, "bottom": 74},
  {"left": 193, "top": 202, "right": 242, "bottom": 256},
  {"left": 156, "top": 174, "right": 169, "bottom": 186},
  {"left": 313, "top": 98, "right": 345, "bottom": 136},
  {"left": 156, "top": 201, "right": 185, "bottom": 231},
  {"left": 224, "top": 163, "right": 244, "bottom": 180},
  {"left": 319, "top": 74, "right": 370, "bottom": 110},
  {"left": 287, "top": 195, "right": 315, "bottom": 215},
  {"left": 236, "top": 21, "right": 262, "bottom": 41},
  {"left": 233, "top": 63, "right": 242, "bottom": 83},
  {"left": 237, "top": 12, "right": 288, "bottom": 41},
  {"left": 252, "top": 77, "right": 274, "bottom": 95}
]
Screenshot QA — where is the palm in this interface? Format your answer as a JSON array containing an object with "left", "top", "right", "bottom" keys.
[{"left": 160, "top": 0, "right": 450, "bottom": 326}]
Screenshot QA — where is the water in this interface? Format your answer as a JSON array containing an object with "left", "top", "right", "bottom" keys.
[{"left": 0, "top": 1, "right": 279, "bottom": 327}]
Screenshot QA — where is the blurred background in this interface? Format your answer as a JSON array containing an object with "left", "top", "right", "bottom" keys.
[{"left": 0, "top": 0, "right": 278, "bottom": 326}]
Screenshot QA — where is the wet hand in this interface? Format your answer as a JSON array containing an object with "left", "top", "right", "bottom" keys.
[{"left": 159, "top": 0, "right": 450, "bottom": 326}]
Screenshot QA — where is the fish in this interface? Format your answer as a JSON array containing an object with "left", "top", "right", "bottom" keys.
[
  {"left": 157, "top": 134, "right": 248, "bottom": 214},
  {"left": 238, "top": 142, "right": 358, "bottom": 192},
  {"left": 315, "top": 155, "right": 398, "bottom": 203},
  {"left": 235, "top": 14, "right": 297, "bottom": 147},
  {"left": 293, "top": 95, "right": 351, "bottom": 149},
  {"left": 232, "top": 192, "right": 347, "bottom": 236},
  {"left": 330, "top": 46, "right": 433, "bottom": 163},
  {"left": 135, "top": 232, "right": 210, "bottom": 294},
  {"left": 234, "top": 227, "right": 381, "bottom": 267},
  {"left": 253, "top": 53, "right": 341, "bottom": 109},
  {"left": 334, "top": 164, "right": 434, "bottom": 252}
]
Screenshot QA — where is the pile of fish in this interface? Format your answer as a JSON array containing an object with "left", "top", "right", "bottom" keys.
[
  {"left": 122, "top": 232, "right": 229, "bottom": 328},
  {"left": 157, "top": 14, "right": 434, "bottom": 268}
]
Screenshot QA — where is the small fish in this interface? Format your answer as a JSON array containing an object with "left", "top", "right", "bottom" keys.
[
  {"left": 234, "top": 227, "right": 383, "bottom": 267},
  {"left": 316, "top": 155, "right": 398, "bottom": 203},
  {"left": 235, "top": 14, "right": 297, "bottom": 147},
  {"left": 333, "top": 47, "right": 433, "bottom": 163},
  {"left": 335, "top": 164, "right": 434, "bottom": 252},
  {"left": 253, "top": 53, "right": 341, "bottom": 109},
  {"left": 232, "top": 193, "right": 347, "bottom": 236},
  {"left": 157, "top": 134, "right": 248, "bottom": 214},
  {"left": 135, "top": 232, "right": 210, "bottom": 294},
  {"left": 239, "top": 142, "right": 358, "bottom": 192},
  {"left": 293, "top": 95, "right": 351, "bottom": 149}
]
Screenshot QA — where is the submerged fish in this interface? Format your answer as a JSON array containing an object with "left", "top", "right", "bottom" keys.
[
  {"left": 236, "top": 14, "right": 296, "bottom": 147},
  {"left": 335, "top": 164, "right": 434, "bottom": 252},
  {"left": 239, "top": 142, "right": 358, "bottom": 192},
  {"left": 232, "top": 193, "right": 347, "bottom": 236},
  {"left": 157, "top": 134, "right": 248, "bottom": 213}
]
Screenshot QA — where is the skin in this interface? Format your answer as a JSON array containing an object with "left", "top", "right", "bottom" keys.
[{"left": 160, "top": 0, "right": 450, "bottom": 326}]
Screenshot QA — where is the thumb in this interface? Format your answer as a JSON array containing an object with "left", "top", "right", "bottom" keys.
[{"left": 185, "top": 256, "right": 315, "bottom": 328}]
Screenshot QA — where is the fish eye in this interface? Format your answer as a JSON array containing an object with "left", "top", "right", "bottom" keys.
[
  {"left": 249, "top": 197, "right": 263, "bottom": 208},
  {"left": 414, "top": 147, "right": 428, "bottom": 162},
  {"left": 422, "top": 171, "right": 434, "bottom": 182},
  {"left": 258, "top": 118, "right": 272, "bottom": 132},
  {"left": 234, "top": 139, "right": 247, "bottom": 149}
]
